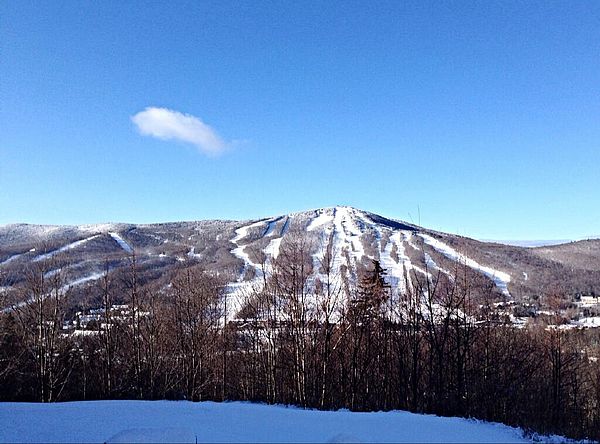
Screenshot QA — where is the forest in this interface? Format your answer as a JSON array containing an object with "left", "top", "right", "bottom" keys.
[{"left": 1, "top": 233, "right": 599, "bottom": 441}]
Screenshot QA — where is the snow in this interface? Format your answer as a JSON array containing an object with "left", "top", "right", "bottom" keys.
[
  {"left": 331, "top": 209, "right": 351, "bottom": 272},
  {"left": 57, "top": 272, "right": 105, "bottom": 293},
  {"left": 33, "top": 234, "right": 101, "bottom": 262},
  {"left": 379, "top": 231, "right": 411, "bottom": 293},
  {"left": 574, "top": 316, "right": 600, "bottom": 328},
  {"left": 227, "top": 207, "right": 428, "bottom": 313},
  {"left": 227, "top": 220, "right": 275, "bottom": 318},
  {"left": 69, "top": 329, "right": 99, "bottom": 337},
  {"left": 231, "top": 221, "right": 265, "bottom": 275},
  {"left": 419, "top": 234, "right": 512, "bottom": 297},
  {"left": 263, "top": 217, "right": 282, "bottom": 237},
  {"left": 405, "top": 232, "right": 421, "bottom": 251},
  {"left": 0, "top": 271, "right": 106, "bottom": 314},
  {"left": 187, "top": 247, "right": 202, "bottom": 259},
  {"left": 264, "top": 237, "right": 283, "bottom": 259},
  {"left": 307, "top": 209, "right": 335, "bottom": 231},
  {"left": 109, "top": 232, "right": 133, "bottom": 254},
  {"left": 335, "top": 207, "right": 366, "bottom": 260},
  {"left": 322, "top": 206, "right": 374, "bottom": 283},
  {"left": 79, "top": 223, "right": 116, "bottom": 234},
  {"left": 0, "top": 252, "right": 25, "bottom": 267},
  {"left": 425, "top": 252, "right": 452, "bottom": 279},
  {"left": 0, "top": 400, "right": 531, "bottom": 443}
]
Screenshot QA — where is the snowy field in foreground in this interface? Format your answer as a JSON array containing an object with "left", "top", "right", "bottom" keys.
[{"left": 0, "top": 400, "right": 536, "bottom": 443}]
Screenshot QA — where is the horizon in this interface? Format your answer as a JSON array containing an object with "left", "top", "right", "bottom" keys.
[
  {"left": 1, "top": 204, "right": 597, "bottom": 243},
  {"left": 2, "top": 1, "right": 599, "bottom": 240}
]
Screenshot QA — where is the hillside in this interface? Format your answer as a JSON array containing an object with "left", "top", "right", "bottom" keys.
[
  {"left": 2, "top": 208, "right": 599, "bottom": 440},
  {"left": 1, "top": 206, "right": 599, "bottom": 320}
]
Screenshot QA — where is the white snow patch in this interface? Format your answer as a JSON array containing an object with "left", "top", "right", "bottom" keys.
[
  {"left": 0, "top": 252, "right": 25, "bottom": 267},
  {"left": 231, "top": 221, "right": 265, "bottom": 279},
  {"left": 405, "top": 232, "right": 421, "bottom": 251},
  {"left": 65, "top": 272, "right": 104, "bottom": 289},
  {"left": 574, "top": 316, "right": 600, "bottom": 328},
  {"left": 264, "top": 237, "right": 283, "bottom": 259},
  {"left": 337, "top": 207, "right": 366, "bottom": 259},
  {"left": 424, "top": 252, "right": 452, "bottom": 279},
  {"left": 107, "top": 427, "right": 195, "bottom": 443},
  {"left": 187, "top": 247, "right": 202, "bottom": 259},
  {"left": 0, "top": 400, "right": 530, "bottom": 443},
  {"left": 33, "top": 234, "right": 101, "bottom": 262},
  {"left": 227, "top": 220, "right": 273, "bottom": 318},
  {"left": 109, "top": 232, "right": 133, "bottom": 253},
  {"left": 419, "top": 234, "right": 511, "bottom": 297},
  {"left": 379, "top": 231, "right": 410, "bottom": 293},
  {"left": 69, "top": 329, "right": 99, "bottom": 337},
  {"left": 1, "top": 272, "right": 105, "bottom": 314},
  {"left": 307, "top": 209, "right": 335, "bottom": 231},
  {"left": 263, "top": 217, "right": 281, "bottom": 237},
  {"left": 326, "top": 207, "right": 371, "bottom": 282}
]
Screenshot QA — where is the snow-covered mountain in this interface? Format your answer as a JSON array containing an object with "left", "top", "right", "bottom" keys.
[{"left": 1, "top": 206, "right": 599, "bottom": 316}]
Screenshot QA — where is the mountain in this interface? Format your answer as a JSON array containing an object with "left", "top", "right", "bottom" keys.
[{"left": 1, "top": 206, "right": 599, "bottom": 316}]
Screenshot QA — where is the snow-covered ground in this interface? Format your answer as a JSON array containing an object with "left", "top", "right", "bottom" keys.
[
  {"left": 0, "top": 400, "right": 534, "bottom": 443},
  {"left": 33, "top": 234, "right": 101, "bottom": 262},
  {"left": 230, "top": 220, "right": 268, "bottom": 280},
  {"left": 419, "top": 234, "right": 512, "bottom": 297},
  {"left": 108, "top": 232, "right": 133, "bottom": 254},
  {"left": 222, "top": 207, "right": 521, "bottom": 321},
  {"left": 226, "top": 219, "right": 278, "bottom": 318}
]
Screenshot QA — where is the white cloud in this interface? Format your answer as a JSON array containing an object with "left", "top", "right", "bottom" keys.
[{"left": 131, "top": 107, "right": 227, "bottom": 155}]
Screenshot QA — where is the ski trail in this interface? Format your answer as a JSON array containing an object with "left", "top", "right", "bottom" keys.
[
  {"left": 231, "top": 220, "right": 265, "bottom": 280},
  {"left": 337, "top": 207, "right": 365, "bottom": 260},
  {"left": 280, "top": 216, "right": 291, "bottom": 236},
  {"left": 264, "top": 237, "right": 283, "bottom": 259},
  {"left": 405, "top": 231, "right": 421, "bottom": 251},
  {"left": 307, "top": 209, "right": 334, "bottom": 231},
  {"left": 263, "top": 217, "right": 283, "bottom": 237},
  {"left": 63, "top": 272, "right": 105, "bottom": 289},
  {"left": 0, "top": 250, "right": 33, "bottom": 267},
  {"left": 227, "top": 219, "right": 275, "bottom": 319},
  {"left": 2, "top": 271, "right": 105, "bottom": 314},
  {"left": 379, "top": 231, "right": 409, "bottom": 294},
  {"left": 305, "top": 210, "right": 337, "bottom": 292},
  {"left": 33, "top": 235, "right": 101, "bottom": 262},
  {"left": 424, "top": 252, "right": 453, "bottom": 279},
  {"left": 109, "top": 232, "right": 133, "bottom": 253},
  {"left": 419, "top": 233, "right": 511, "bottom": 297},
  {"left": 332, "top": 208, "right": 357, "bottom": 280}
]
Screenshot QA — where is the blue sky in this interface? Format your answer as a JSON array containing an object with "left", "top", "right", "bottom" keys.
[{"left": 1, "top": 1, "right": 599, "bottom": 240}]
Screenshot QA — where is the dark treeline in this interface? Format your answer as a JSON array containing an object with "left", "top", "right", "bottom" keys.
[{"left": 1, "top": 234, "right": 599, "bottom": 440}]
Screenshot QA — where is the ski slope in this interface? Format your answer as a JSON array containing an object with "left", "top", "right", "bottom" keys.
[
  {"left": 223, "top": 207, "right": 518, "bottom": 319},
  {"left": 33, "top": 234, "right": 101, "bottom": 262},
  {"left": 0, "top": 400, "right": 535, "bottom": 443},
  {"left": 109, "top": 232, "right": 133, "bottom": 254},
  {"left": 419, "top": 233, "right": 512, "bottom": 297}
]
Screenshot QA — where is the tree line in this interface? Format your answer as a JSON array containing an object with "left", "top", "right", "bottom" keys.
[{"left": 0, "top": 233, "right": 599, "bottom": 440}]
